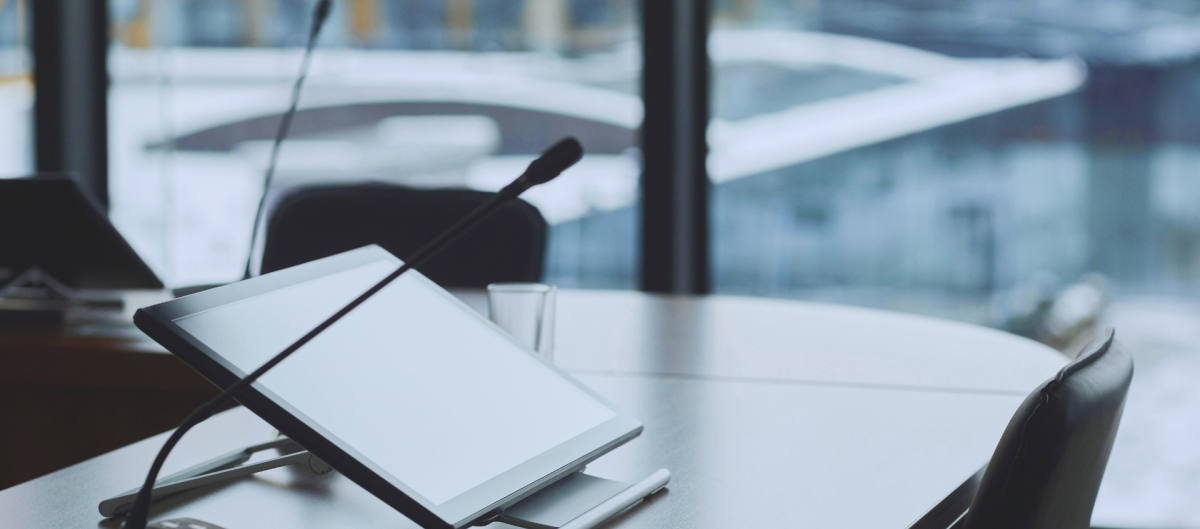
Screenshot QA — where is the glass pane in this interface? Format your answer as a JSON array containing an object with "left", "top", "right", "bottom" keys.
[
  {"left": 709, "top": 1, "right": 1200, "bottom": 526},
  {"left": 0, "top": 0, "right": 32, "bottom": 177},
  {"left": 108, "top": 0, "right": 640, "bottom": 289}
]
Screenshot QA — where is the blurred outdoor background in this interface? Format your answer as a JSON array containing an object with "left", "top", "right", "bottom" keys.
[{"left": 3, "top": 0, "right": 1200, "bottom": 525}]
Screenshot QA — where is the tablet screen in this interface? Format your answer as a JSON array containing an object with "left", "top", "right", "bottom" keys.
[{"left": 173, "top": 260, "right": 616, "bottom": 506}]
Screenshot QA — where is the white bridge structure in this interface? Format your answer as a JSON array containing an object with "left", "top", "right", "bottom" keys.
[{"left": 103, "top": 29, "right": 1085, "bottom": 284}]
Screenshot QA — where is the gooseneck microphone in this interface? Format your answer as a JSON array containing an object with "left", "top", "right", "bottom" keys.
[
  {"left": 243, "top": 0, "right": 333, "bottom": 280},
  {"left": 121, "top": 137, "right": 584, "bottom": 529}
]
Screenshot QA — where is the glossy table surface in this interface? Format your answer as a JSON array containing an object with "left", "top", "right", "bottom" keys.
[{"left": 0, "top": 289, "right": 1068, "bottom": 529}]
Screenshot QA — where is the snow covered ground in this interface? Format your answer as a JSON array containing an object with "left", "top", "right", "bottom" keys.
[{"left": 1093, "top": 298, "right": 1200, "bottom": 528}]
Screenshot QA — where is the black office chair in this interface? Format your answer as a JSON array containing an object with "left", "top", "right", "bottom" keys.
[
  {"left": 959, "top": 329, "right": 1134, "bottom": 529},
  {"left": 261, "top": 184, "right": 548, "bottom": 288}
]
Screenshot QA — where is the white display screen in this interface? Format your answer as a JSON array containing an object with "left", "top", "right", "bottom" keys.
[{"left": 174, "top": 260, "right": 615, "bottom": 506}]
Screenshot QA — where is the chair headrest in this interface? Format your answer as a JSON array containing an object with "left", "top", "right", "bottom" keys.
[{"left": 1056, "top": 328, "right": 1116, "bottom": 383}]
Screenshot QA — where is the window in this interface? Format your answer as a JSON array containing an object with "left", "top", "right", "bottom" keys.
[
  {"left": 709, "top": 2, "right": 1092, "bottom": 325},
  {"left": 107, "top": 0, "right": 640, "bottom": 288},
  {"left": 0, "top": 0, "right": 31, "bottom": 177}
]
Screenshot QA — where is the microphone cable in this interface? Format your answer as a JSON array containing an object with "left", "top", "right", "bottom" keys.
[{"left": 242, "top": 0, "right": 333, "bottom": 280}]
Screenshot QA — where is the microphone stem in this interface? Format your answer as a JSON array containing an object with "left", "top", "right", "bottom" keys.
[
  {"left": 242, "top": 7, "right": 325, "bottom": 280},
  {"left": 124, "top": 191, "right": 516, "bottom": 529}
]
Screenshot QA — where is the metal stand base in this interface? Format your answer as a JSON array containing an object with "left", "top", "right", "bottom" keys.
[
  {"left": 99, "top": 436, "right": 669, "bottom": 529},
  {"left": 0, "top": 267, "right": 123, "bottom": 325},
  {"left": 496, "top": 469, "right": 670, "bottom": 529},
  {"left": 98, "top": 438, "right": 330, "bottom": 517}
]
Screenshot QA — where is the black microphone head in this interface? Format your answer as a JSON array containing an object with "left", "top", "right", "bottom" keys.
[
  {"left": 524, "top": 137, "right": 584, "bottom": 185},
  {"left": 314, "top": 0, "right": 333, "bottom": 24}
]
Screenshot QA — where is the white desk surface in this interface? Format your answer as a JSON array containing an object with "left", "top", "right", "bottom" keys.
[
  {"left": 0, "top": 289, "right": 1067, "bottom": 529},
  {"left": 549, "top": 290, "right": 1067, "bottom": 394}
]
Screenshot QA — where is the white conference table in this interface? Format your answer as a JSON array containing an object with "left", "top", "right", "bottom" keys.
[{"left": 0, "top": 289, "right": 1067, "bottom": 529}]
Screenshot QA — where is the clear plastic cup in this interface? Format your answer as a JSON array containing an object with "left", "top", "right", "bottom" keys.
[{"left": 487, "top": 283, "right": 556, "bottom": 361}]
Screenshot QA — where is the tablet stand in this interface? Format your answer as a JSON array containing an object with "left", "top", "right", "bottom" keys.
[
  {"left": 99, "top": 436, "right": 669, "bottom": 529},
  {"left": 98, "top": 438, "right": 330, "bottom": 517},
  {"left": 494, "top": 468, "right": 670, "bottom": 529}
]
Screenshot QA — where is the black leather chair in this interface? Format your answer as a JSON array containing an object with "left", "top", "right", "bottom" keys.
[
  {"left": 960, "top": 329, "right": 1134, "bottom": 529},
  {"left": 261, "top": 184, "right": 547, "bottom": 288}
]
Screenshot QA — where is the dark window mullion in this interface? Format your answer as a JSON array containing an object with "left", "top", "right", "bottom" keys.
[
  {"left": 640, "top": 0, "right": 711, "bottom": 294},
  {"left": 33, "top": 0, "right": 109, "bottom": 208}
]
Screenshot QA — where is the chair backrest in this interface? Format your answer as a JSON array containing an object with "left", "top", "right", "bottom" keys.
[
  {"left": 261, "top": 184, "right": 547, "bottom": 288},
  {"left": 961, "top": 329, "right": 1133, "bottom": 529}
]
